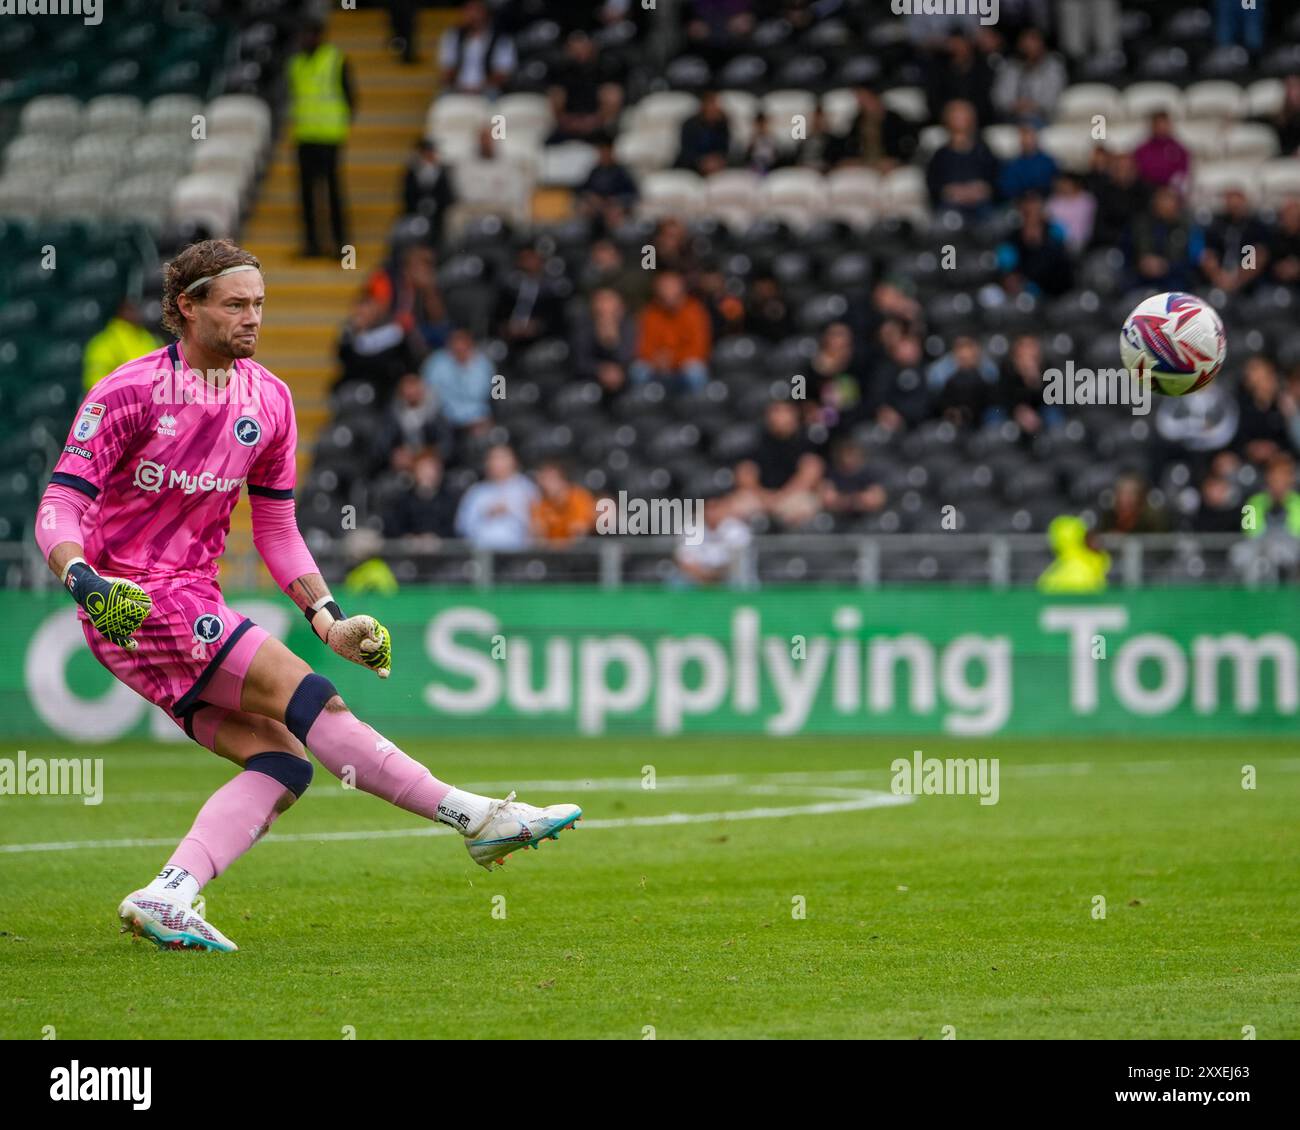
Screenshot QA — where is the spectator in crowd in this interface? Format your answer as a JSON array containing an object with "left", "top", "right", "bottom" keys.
[
  {"left": 925, "top": 32, "right": 996, "bottom": 128},
  {"left": 1126, "top": 186, "right": 1202, "bottom": 292},
  {"left": 82, "top": 298, "right": 160, "bottom": 390},
  {"left": 1271, "top": 74, "right": 1300, "bottom": 155},
  {"left": 991, "top": 27, "right": 1067, "bottom": 123},
  {"left": 1099, "top": 472, "right": 1171, "bottom": 535},
  {"left": 387, "top": 0, "right": 418, "bottom": 65},
  {"left": 820, "top": 438, "right": 887, "bottom": 519},
  {"left": 745, "top": 273, "right": 793, "bottom": 341},
  {"left": 859, "top": 279, "right": 925, "bottom": 344},
  {"left": 572, "top": 286, "right": 637, "bottom": 396},
  {"left": 1236, "top": 354, "right": 1294, "bottom": 465},
  {"left": 1214, "top": 0, "right": 1266, "bottom": 54},
  {"left": 402, "top": 139, "right": 456, "bottom": 245},
  {"left": 674, "top": 494, "right": 753, "bottom": 587},
  {"left": 864, "top": 326, "right": 931, "bottom": 432},
  {"left": 547, "top": 30, "right": 623, "bottom": 143},
  {"left": 531, "top": 459, "right": 597, "bottom": 543},
  {"left": 998, "top": 192, "right": 1074, "bottom": 297},
  {"left": 578, "top": 238, "right": 652, "bottom": 307},
  {"left": 1086, "top": 148, "right": 1149, "bottom": 250},
  {"left": 677, "top": 89, "right": 732, "bottom": 175},
  {"left": 1133, "top": 110, "right": 1190, "bottom": 190},
  {"left": 1046, "top": 173, "right": 1096, "bottom": 253},
  {"left": 742, "top": 111, "right": 786, "bottom": 174},
  {"left": 454, "top": 443, "right": 538, "bottom": 550},
  {"left": 826, "top": 83, "right": 920, "bottom": 170},
  {"left": 576, "top": 135, "right": 639, "bottom": 231},
  {"left": 289, "top": 18, "right": 355, "bottom": 258},
  {"left": 792, "top": 105, "right": 837, "bottom": 171},
  {"left": 697, "top": 267, "right": 746, "bottom": 339},
  {"left": 342, "top": 528, "right": 400, "bottom": 595},
  {"left": 1243, "top": 451, "right": 1300, "bottom": 539},
  {"left": 1267, "top": 197, "right": 1300, "bottom": 285},
  {"left": 684, "top": 0, "right": 757, "bottom": 67},
  {"left": 928, "top": 334, "right": 999, "bottom": 428},
  {"left": 376, "top": 371, "right": 452, "bottom": 473},
  {"left": 833, "top": 83, "right": 917, "bottom": 171},
  {"left": 337, "top": 292, "right": 416, "bottom": 397},
  {"left": 367, "top": 243, "right": 450, "bottom": 351},
  {"left": 1056, "top": 0, "right": 1121, "bottom": 59},
  {"left": 996, "top": 333, "right": 1062, "bottom": 434},
  {"left": 494, "top": 245, "right": 564, "bottom": 346},
  {"left": 732, "top": 399, "right": 825, "bottom": 527},
  {"left": 651, "top": 216, "right": 699, "bottom": 277},
  {"left": 1200, "top": 187, "right": 1270, "bottom": 294},
  {"left": 926, "top": 100, "right": 1000, "bottom": 218},
  {"left": 421, "top": 328, "right": 494, "bottom": 434},
  {"left": 384, "top": 448, "right": 459, "bottom": 542},
  {"left": 439, "top": 0, "right": 515, "bottom": 95},
  {"left": 999, "top": 123, "right": 1058, "bottom": 201},
  {"left": 1193, "top": 471, "right": 1245, "bottom": 533},
  {"left": 807, "top": 321, "right": 865, "bottom": 432},
  {"left": 1037, "top": 515, "right": 1110, "bottom": 593},
  {"left": 632, "top": 271, "right": 712, "bottom": 390}
]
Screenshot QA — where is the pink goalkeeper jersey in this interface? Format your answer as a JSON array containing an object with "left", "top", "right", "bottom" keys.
[{"left": 50, "top": 341, "right": 298, "bottom": 584}]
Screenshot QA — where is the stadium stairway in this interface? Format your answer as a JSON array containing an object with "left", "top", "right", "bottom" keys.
[{"left": 227, "top": 6, "right": 453, "bottom": 581}]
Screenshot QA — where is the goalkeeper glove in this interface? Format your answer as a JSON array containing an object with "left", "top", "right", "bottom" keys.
[
  {"left": 306, "top": 598, "right": 391, "bottom": 678},
  {"left": 63, "top": 559, "right": 152, "bottom": 651}
]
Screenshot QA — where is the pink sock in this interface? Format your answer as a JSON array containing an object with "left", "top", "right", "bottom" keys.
[
  {"left": 169, "top": 771, "right": 290, "bottom": 886},
  {"left": 304, "top": 708, "right": 451, "bottom": 820}
]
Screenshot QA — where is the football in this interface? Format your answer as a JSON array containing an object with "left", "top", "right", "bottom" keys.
[{"left": 1119, "top": 291, "right": 1227, "bottom": 396}]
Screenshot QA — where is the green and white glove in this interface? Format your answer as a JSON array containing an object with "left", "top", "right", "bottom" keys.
[
  {"left": 63, "top": 559, "right": 152, "bottom": 650},
  {"left": 307, "top": 599, "right": 391, "bottom": 678}
]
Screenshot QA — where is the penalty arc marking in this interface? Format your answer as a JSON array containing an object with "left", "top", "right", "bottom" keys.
[{"left": 0, "top": 775, "right": 911, "bottom": 854}]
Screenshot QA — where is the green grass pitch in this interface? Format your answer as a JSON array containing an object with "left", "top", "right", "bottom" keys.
[{"left": 1, "top": 735, "right": 1296, "bottom": 1039}]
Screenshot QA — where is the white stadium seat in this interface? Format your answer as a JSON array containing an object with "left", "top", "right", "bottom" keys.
[
  {"left": 882, "top": 86, "right": 928, "bottom": 123},
  {"left": 706, "top": 168, "right": 761, "bottom": 231},
  {"left": 1123, "top": 82, "right": 1184, "bottom": 121},
  {"left": 540, "top": 140, "right": 599, "bottom": 187},
  {"left": 821, "top": 88, "right": 859, "bottom": 134},
  {"left": 1261, "top": 158, "right": 1300, "bottom": 205},
  {"left": 84, "top": 94, "right": 144, "bottom": 137},
  {"left": 1245, "top": 78, "right": 1285, "bottom": 119},
  {"left": 826, "top": 166, "right": 880, "bottom": 230},
  {"left": 145, "top": 94, "right": 204, "bottom": 140},
  {"left": 426, "top": 93, "right": 491, "bottom": 141},
  {"left": 880, "top": 165, "right": 928, "bottom": 222},
  {"left": 982, "top": 125, "right": 1023, "bottom": 161},
  {"left": 19, "top": 94, "right": 81, "bottom": 139},
  {"left": 1055, "top": 83, "right": 1124, "bottom": 124},
  {"left": 1222, "top": 123, "right": 1281, "bottom": 161},
  {"left": 613, "top": 127, "right": 677, "bottom": 176},
  {"left": 494, "top": 93, "right": 554, "bottom": 138},
  {"left": 1183, "top": 81, "right": 1246, "bottom": 121},
  {"left": 1173, "top": 120, "right": 1225, "bottom": 161},
  {"left": 1191, "top": 160, "right": 1263, "bottom": 208},
  {"left": 639, "top": 169, "right": 704, "bottom": 219}
]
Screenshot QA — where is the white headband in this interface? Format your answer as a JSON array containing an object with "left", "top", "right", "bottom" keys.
[{"left": 183, "top": 263, "right": 260, "bottom": 294}]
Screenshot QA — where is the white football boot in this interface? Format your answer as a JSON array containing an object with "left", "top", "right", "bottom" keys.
[
  {"left": 465, "top": 791, "right": 582, "bottom": 870},
  {"left": 117, "top": 891, "right": 238, "bottom": 952}
]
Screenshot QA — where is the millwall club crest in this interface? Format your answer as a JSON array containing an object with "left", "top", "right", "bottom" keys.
[
  {"left": 74, "top": 403, "right": 106, "bottom": 441},
  {"left": 192, "top": 613, "right": 225, "bottom": 644},
  {"left": 234, "top": 416, "right": 261, "bottom": 446}
]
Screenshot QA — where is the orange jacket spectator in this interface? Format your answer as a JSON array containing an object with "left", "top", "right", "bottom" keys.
[
  {"left": 532, "top": 481, "right": 597, "bottom": 541},
  {"left": 636, "top": 291, "right": 711, "bottom": 368}
]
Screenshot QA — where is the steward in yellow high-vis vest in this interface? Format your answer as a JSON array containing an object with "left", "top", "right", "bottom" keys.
[{"left": 288, "top": 19, "right": 355, "bottom": 257}]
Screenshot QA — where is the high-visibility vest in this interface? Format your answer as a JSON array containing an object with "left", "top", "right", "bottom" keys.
[{"left": 289, "top": 44, "right": 348, "bottom": 144}]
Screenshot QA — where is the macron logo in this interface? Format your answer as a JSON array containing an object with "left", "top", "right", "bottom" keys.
[{"left": 50, "top": 1061, "right": 151, "bottom": 1110}]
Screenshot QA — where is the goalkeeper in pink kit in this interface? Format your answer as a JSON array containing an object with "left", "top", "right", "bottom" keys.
[{"left": 34, "top": 239, "right": 580, "bottom": 952}]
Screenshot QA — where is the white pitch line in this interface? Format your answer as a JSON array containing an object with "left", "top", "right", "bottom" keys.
[{"left": 0, "top": 783, "right": 909, "bottom": 854}]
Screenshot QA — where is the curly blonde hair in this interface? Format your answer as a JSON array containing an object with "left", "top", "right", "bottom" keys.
[{"left": 161, "top": 239, "right": 262, "bottom": 337}]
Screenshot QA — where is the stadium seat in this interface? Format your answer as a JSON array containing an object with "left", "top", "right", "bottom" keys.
[
  {"left": 1183, "top": 81, "right": 1246, "bottom": 121},
  {"left": 1055, "top": 84, "right": 1124, "bottom": 124},
  {"left": 1123, "top": 82, "right": 1184, "bottom": 121}
]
